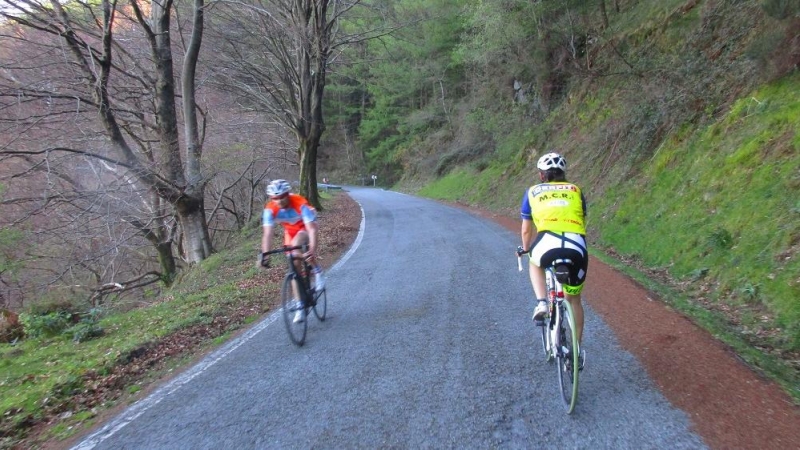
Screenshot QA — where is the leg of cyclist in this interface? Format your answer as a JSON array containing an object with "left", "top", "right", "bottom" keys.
[
  {"left": 563, "top": 243, "right": 588, "bottom": 345},
  {"left": 288, "top": 230, "right": 307, "bottom": 272},
  {"left": 563, "top": 250, "right": 588, "bottom": 369},
  {"left": 528, "top": 263, "right": 549, "bottom": 321},
  {"left": 291, "top": 230, "right": 324, "bottom": 288},
  {"left": 565, "top": 293, "right": 584, "bottom": 344},
  {"left": 565, "top": 292, "right": 584, "bottom": 371},
  {"left": 528, "top": 233, "right": 558, "bottom": 322},
  {"left": 302, "top": 221, "right": 325, "bottom": 290},
  {"left": 522, "top": 220, "right": 548, "bottom": 322},
  {"left": 286, "top": 231, "right": 306, "bottom": 323},
  {"left": 529, "top": 263, "right": 547, "bottom": 299}
]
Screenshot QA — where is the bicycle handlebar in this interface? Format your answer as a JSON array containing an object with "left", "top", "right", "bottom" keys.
[
  {"left": 262, "top": 245, "right": 308, "bottom": 256},
  {"left": 516, "top": 246, "right": 529, "bottom": 272}
]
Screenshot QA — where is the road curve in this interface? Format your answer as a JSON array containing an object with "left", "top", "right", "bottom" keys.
[{"left": 75, "top": 187, "right": 705, "bottom": 449}]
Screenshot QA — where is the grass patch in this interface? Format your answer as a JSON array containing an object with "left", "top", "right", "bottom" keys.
[
  {"left": 418, "top": 167, "right": 480, "bottom": 201},
  {"left": 593, "top": 74, "right": 800, "bottom": 351},
  {"left": 0, "top": 223, "right": 277, "bottom": 439}
]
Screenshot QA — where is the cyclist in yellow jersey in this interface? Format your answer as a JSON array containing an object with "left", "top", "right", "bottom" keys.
[{"left": 519, "top": 152, "right": 588, "bottom": 354}]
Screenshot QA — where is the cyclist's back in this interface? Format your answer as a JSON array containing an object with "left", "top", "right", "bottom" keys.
[{"left": 519, "top": 152, "right": 588, "bottom": 349}]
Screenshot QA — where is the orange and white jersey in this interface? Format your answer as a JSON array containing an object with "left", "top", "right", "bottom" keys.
[{"left": 262, "top": 194, "right": 317, "bottom": 238}]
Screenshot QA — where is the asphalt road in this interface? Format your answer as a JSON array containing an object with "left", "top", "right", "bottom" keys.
[{"left": 75, "top": 187, "right": 706, "bottom": 449}]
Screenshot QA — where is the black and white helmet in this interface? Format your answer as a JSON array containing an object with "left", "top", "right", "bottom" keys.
[
  {"left": 536, "top": 152, "right": 567, "bottom": 172},
  {"left": 266, "top": 179, "right": 291, "bottom": 197}
]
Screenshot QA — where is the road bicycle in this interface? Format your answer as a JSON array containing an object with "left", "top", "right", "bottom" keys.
[
  {"left": 518, "top": 248, "right": 582, "bottom": 414},
  {"left": 263, "top": 245, "right": 327, "bottom": 346}
]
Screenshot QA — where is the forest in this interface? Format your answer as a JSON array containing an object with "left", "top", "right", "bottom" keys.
[{"left": 1, "top": 0, "right": 799, "bottom": 445}]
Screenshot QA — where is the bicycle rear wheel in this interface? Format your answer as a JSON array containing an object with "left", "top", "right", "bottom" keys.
[
  {"left": 281, "top": 273, "right": 307, "bottom": 346},
  {"left": 556, "top": 302, "right": 580, "bottom": 413}
]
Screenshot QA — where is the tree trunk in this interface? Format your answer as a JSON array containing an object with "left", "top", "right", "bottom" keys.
[
  {"left": 177, "top": 196, "right": 213, "bottom": 262},
  {"left": 151, "top": 0, "right": 186, "bottom": 188},
  {"left": 183, "top": 0, "right": 205, "bottom": 186},
  {"left": 298, "top": 138, "right": 321, "bottom": 209},
  {"left": 151, "top": 0, "right": 213, "bottom": 263},
  {"left": 156, "top": 242, "right": 177, "bottom": 285}
]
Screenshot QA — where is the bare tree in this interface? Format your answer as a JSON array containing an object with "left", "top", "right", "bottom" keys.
[
  {"left": 206, "top": 147, "right": 271, "bottom": 233},
  {"left": 1, "top": 0, "right": 388, "bottom": 307},
  {"left": 208, "top": 0, "right": 380, "bottom": 209},
  {"left": 0, "top": 0, "right": 213, "bottom": 269},
  {"left": 0, "top": 150, "right": 170, "bottom": 307}
]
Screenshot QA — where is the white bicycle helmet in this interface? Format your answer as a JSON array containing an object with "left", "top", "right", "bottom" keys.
[
  {"left": 536, "top": 152, "right": 567, "bottom": 172},
  {"left": 266, "top": 179, "right": 291, "bottom": 197}
]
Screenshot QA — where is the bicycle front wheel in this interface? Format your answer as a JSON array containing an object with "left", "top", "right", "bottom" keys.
[
  {"left": 557, "top": 302, "right": 580, "bottom": 413},
  {"left": 312, "top": 288, "right": 327, "bottom": 321},
  {"left": 281, "top": 273, "right": 307, "bottom": 346}
]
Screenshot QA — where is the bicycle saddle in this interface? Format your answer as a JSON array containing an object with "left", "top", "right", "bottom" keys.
[{"left": 552, "top": 258, "right": 574, "bottom": 284}]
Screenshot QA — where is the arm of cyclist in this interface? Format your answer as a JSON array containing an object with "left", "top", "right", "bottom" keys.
[
  {"left": 260, "top": 224, "right": 274, "bottom": 268},
  {"left": 303, "top": 220, "right": 319, "bottom": 259},
  {"left": 519, "top": 218, "right": 535, "bottom": 256},
  {"left": 519, "top": 188, "right": 535, "bottom": 256},
  {"left": 516, "top": 219, "right": 536, "bottom": 272}
]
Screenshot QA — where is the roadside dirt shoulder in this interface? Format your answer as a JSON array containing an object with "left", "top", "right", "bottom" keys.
[{"left": 458, "top": 204, "right": 800, "bottom": 449}]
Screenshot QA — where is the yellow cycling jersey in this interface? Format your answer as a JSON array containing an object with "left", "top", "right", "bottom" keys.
[{"left": 526, "top": 182, "right": 586, "bottom": 234}]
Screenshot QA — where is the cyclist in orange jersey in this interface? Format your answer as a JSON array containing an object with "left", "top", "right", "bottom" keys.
[{"left": 259, "top": 179, "right": 325, "bottom": 323}]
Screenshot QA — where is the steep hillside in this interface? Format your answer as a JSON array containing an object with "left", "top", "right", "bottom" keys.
[
  {"left": 594, "top": 75, "right": 800, "bottom": 347},
  {"left": 354, "top": 1, "right": 799, "bottom": 396}
]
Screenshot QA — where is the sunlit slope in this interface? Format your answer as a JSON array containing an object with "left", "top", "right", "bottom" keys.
[{"left": 593, "top": 73, "right": 800, "bottom": 349}]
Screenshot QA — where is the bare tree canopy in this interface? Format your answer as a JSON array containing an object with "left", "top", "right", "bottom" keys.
[
  {"left": 207, "top": 0, "right": 392, "bottom": 208},
  {"left": 0, "top": 0, "right": 218, "bottom": 308},
  {"left": 0, "top": 0, "right": 396, "bottom": 308},
  {"left": 0, "top": 0, "right": 213, "bottom": 265}
]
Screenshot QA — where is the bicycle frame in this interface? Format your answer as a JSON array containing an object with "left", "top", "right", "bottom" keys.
[
  {"left": 267, "top": 245, "right": 314, "bottom": 304},
  {"left": 264, "top": 245, "right": 328, "bottom": 346},
  {"left": 286, "top": 253, "right": 314, "bottom": 305},
  {"left": 542, "top": 267, "right": 556, "bottom": 353},
  {"left": 519, "top": 250, "right": 580, "bottom": 413},
  {"left": 546, "top": 260, "right": 580, "bottom": 413},
  {"left": 545, "top": 265, "right": 568, "bottom": 360}
]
